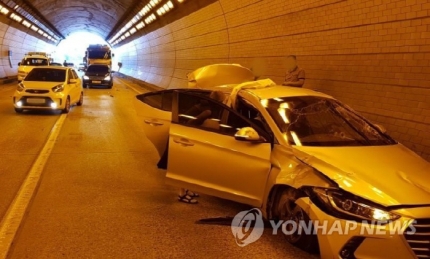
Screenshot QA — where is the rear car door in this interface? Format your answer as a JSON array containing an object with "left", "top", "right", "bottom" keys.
[
  {"left": 166, "top": 91, "right": 272, "bottom": 207},
  {"left": 134, "top": 90, "right": 173, "bottom": 157}
]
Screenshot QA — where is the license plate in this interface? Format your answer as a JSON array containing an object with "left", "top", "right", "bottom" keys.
[
  {"left": 92, "top": 81, "right": 102, "bottom": 84},
  {"left": 27, "top": 98, "right": 45, "bottom": 104}
]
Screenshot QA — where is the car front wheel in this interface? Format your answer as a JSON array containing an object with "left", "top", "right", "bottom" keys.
[
  {"left": 62, "top": 97, "right": 70, "bottom": 114},
  {"left": 14, "top": 108, "right": 23, "bottom": 113},
  {"left": 274, "top": 188, "right": 319, "bottom": 253}
]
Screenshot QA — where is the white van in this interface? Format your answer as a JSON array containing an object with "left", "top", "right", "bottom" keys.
[{"left": 17, "top": 52, "right": 51, "bottom": 81}]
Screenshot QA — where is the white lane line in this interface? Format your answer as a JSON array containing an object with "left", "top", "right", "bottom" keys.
[{"left": 0, "top": 114, "right": 67, "bottom": 259}]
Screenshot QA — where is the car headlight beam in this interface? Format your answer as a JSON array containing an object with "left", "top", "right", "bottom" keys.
[
  {"left": 104, "top": 75, "right": 111, "bottom": 81},
  {"left": 310, "top": 187, "right": 400, "bottom": 224},
  {"left": 83, "top": 76, "right": 89, "bottom": 80}
]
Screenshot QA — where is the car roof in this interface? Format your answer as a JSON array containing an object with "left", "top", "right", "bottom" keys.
[{"left": 31, "top": 66, "right": 69, "bottom": 70}]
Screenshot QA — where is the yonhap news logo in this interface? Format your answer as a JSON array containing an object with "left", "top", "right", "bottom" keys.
[
  {"left": 231, "top": 208, "right": 417, "bottom": 247},
  {"left": 231, "top": 208, "right": 265, "bottom": 247}
]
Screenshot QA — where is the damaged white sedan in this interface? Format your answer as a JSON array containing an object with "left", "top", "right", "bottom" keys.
[{"left": 135, "top": 64, "right": 430, "bottom": 259}]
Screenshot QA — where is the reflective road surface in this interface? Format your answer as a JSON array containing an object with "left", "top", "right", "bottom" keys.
[{"left": 0, "top": 77, "right": 317, "bottom": 259}]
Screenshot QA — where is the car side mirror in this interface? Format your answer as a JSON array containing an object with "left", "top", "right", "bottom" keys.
[
  {"left": 234, "top": 127, "right": 262, "bottom": 142},
  {"left": 69, "top": 79, "right": 78, "bottom": 84},
  {"left": 18, "top": 62, "right": 21, "bottom": 66},
  {"left": 374, "top": 124, "right": 387, "bottom": 134}
]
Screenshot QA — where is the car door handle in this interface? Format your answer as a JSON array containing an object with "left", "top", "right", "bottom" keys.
[
  {"left": 144, "top": 119, "right": 164, "bottom": 126},
  {"left": 173, "top": 138, "right": 194, "bottom": 147}
]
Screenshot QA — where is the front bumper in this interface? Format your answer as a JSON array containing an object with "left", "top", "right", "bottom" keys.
[
  {"left": 296, "top": 198, "right": 426, "bottom": 259},
  {"left": 83, "top": 78, "right": 112, "bottom": 86},
  {"left": 13, "top": 91, "right": 67, "bottom": 110}
]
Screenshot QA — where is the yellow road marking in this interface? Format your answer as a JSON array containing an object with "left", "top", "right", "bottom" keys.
[{"left": 0, "top": 114, "right": 67, "bottom": 259}]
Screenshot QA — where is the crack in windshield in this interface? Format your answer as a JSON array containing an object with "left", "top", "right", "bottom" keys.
[{"left": 263, "top": 96, "right": 396, "bottom": 147}]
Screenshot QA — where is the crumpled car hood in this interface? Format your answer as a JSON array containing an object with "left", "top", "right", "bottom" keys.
[{"left": 292, "top": 144, "right": 430, "bottom": 207}]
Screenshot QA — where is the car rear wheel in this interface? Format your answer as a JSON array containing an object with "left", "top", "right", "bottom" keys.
[
  {"left": 77, "top": 92, "right": 83, "bottom": 106},
  {"left": 62, "top": 97, "right": 70, "bottom": 114},
  {"left": 14, "top": 108, "right": 23, "bottom": 113},
  {"left": 274, "top": 188, "right": 319, "bottom": 253}
]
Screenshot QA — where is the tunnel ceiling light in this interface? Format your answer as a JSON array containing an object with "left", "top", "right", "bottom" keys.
[
  {"left": 144, "top": 13, "right": 156, "bottom": 24},
  {"left": 121, "top": 35, "right": 126, "bottom": 40},
  {"left": 150, "top": 0, "right": 161, "bottom": 7},
  {"left": 0, "top": 6, "right": 9, "bottom": 15},
  {"left": 136, "top": 21, "right": 145, "bottom": 30},
  {"left": 124, "top": 31, "right": 130, "bottom": 37},
  {"left": 10, "top": 13, "right": 22, "bottom": 22},
  {"left": 22, "top": 20, "right": 31, "bottom": 27},
  {"left": 37, "top": 29, "right": 44, "bottom": 35},
  {"left": 177, "top": 0, "right": 185, "bottom": 2},
  {"left": 157, "top": 1, "right": 174, "bottom": 16},
  {"left": 31, "top": 25, "right": 38, "bottom": 31},
  {"left": 130, "top": 27, "right": 137, "bottom": 34}
]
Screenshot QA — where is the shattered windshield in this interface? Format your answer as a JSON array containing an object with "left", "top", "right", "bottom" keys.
[{"left": 263, "top": 96, "right": 397, "bottom": 147}]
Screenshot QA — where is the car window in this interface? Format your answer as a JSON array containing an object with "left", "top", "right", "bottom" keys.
[
  {"left": 25, "top": 68, "right": 66, "bottom": 82},
  {"left": 72, "top": 70, "right": 79, "bottom": 78},
  {"left": 68, "top": 69, "right": 74, "bottom": 80},
  {"left": 175, "top": 92, "right": 270, "bottom": 141},
  {"left": 87, "top": 65, "right": 109, "bottom": 73},
  {"left": 137, "top": 90, "right": 207, "bottom": 112}
]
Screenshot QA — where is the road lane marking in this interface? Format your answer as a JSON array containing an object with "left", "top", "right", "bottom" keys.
[{"left": 0, "top": 114, "right": 67, "bottom": 259}]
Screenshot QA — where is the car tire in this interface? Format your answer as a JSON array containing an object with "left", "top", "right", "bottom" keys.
[
  {"left": 274, "top": 188, "right": 319, "bottom": 253},
  {"left": 62, "top": 97, "right": 71, "bottom": 114},
  {"left": 14, "top": 108, "right": 23, "bottom": 113},
  {"left": 77, "top": 92, "right": 83, "bottom": 106}
]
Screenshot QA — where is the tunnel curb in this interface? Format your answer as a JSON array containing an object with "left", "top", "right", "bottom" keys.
[{"left": 115, "top": 73, "right": 162, "bottom": 92}]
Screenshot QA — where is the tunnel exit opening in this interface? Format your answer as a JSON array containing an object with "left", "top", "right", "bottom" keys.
[{"left": 52, "top": 32, "right": 116, "bottom": 70}]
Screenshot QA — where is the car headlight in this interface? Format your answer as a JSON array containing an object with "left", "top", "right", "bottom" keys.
[
  {"left": 309, "top": 187, "right": 400, "bottom": 224},
  {"left": 104, "top": 75, "right": 111, "bottom": 81},
  {"left": 52, "top": 84, "right": 65, "bottom": 93},
  {"left": 83, "top": 76, "right": 89, "bottom": 80},
  {"left": 17, "top": 83, "right": 25, "bottom": 92}
]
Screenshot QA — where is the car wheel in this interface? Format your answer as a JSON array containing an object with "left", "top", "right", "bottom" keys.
[
  {"left": 274, "top": 188, "right": 319, "bottom": 253},
  {"left": 14, "top": 108, "right": 23, "bottom": 113},
  {"left": 62, "top": 97, "right": 71, "bottom": 114},
  {"left": 77, "top": 92, "right": 83, "bottom": 106}
]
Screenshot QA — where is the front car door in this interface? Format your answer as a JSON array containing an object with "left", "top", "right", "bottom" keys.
[
  {"left": 67, "top": 69, "right": 78, "bottom": 102},
  {"left": 165, "top": 91, "right": 272, "bottom": 207}
]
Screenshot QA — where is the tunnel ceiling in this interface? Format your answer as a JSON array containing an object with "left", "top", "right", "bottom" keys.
[{"left": 27, "top": 0, "right": 138, "bottom": 38}]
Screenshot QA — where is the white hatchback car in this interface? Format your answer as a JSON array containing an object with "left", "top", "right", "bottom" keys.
[
  {"left": 13, "top": 66, "right": 83, "bottom": 113},
  {"left": 135, "top": 65, "right": 430, "bottom": 259}
]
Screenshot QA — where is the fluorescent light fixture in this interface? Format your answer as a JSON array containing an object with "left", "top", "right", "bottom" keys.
[
  {"left": 22, "top": 20, "right": 31, "bottom": 27},
  {"left": 136, "top": 21, "right": 145, "bottom": 30},
  {"left": 10, "top": 13, "right": 22, "bottom": 22},
  {"left": 31, "top": 25, "right": 38, "bottom": 31},
  {"left": 0, "top": 7, "right": 9, "bottom": 15},
  {"left": 130, "top": 27, "right": 137, "bottom": 34},
  {"left": 145, "top": 13, "right": 156, "bottom": 24},
  {"left": 38, "top": 29, "right": 44, "bottom": 35},
  {"left": 125, "top": 32, "right": 130, "bottom": 37}
]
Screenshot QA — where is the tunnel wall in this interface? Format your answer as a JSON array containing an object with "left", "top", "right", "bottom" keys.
[
  {"left": 0, "top": 22, "right": 54, "bottom": 78},
  {"left": 115, "top": 0, "right": 430, "bottom": 161}
]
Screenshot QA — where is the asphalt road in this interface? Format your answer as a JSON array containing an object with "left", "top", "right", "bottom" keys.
[{"left": 0, "top": 78, "right": 317, "bottom": 259}]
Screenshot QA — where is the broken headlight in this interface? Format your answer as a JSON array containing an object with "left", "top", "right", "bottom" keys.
[{"left": 310, "top": 187, "right": 400, "bottom": 224}]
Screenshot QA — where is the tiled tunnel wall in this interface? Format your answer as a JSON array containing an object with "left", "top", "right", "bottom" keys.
[
  {"left": 115, "top": 0, "right": 430, "bottom": 161},
  {"left": 0, "top": 23, "right": 54, "bottom": 79}
]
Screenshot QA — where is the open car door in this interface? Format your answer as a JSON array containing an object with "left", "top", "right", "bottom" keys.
[
  {"left": 134, "top": 90, "right": 173, "bottom": 157},
  {"left": 165, "top": 91, "right": 272, "bottom": 207}
]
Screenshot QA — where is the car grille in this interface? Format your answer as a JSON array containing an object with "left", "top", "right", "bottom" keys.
[
  {"left": 25, "top": 89, "right": 49, "bottom": 94},
  {"left": 89, "top": 76, "right": 106, "bottom": 80},
  {"left": 404, "top": 218, "right": 430, "bottom": 258}
]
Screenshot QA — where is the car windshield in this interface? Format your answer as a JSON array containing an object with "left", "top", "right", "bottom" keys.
[
  {"left": 21, "top": 58, "right": 48, "bottom": 66},
  {"left": 263, "top": 96, "right": 397, "bottom": 147},
  {"left": 86, "top": 65, "right": 109, "bottom": 73},
  {"left": 88, "top": 50, "right": 111, "bottom": 59},
  {"left": 25, "top": 68, "right": 66, "bottom": 82}
]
